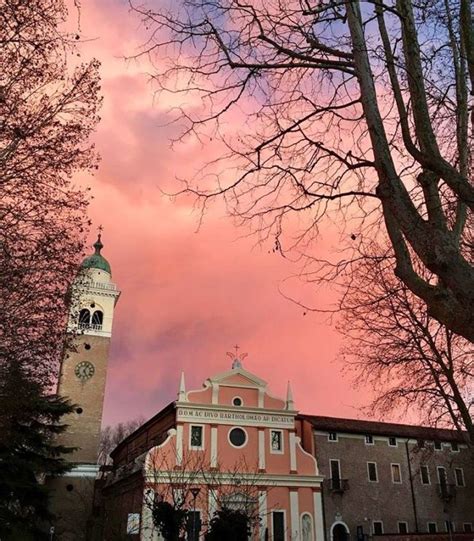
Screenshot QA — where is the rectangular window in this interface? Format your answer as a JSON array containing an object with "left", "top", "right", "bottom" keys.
[
  {"left": 367, "top": 462, "right": 378, "bottom": 482},
  {"left": 427, "top": 523, "right": 437, "bottom": 534},
  {"left": 420, "top": 465, "right": 430, "bottom": 485},
  {"left": 434, "top": 440, "right": 442, "bottom": 450},
  {"left": 445, "top": 521, "right": 454, "bottom": 533},
  {"left": 330, "top": 459, "right": 341, "bottom": 490},
  {"left": 373, "top": 521, "right": 383, "bottom": 535},
  {"left": 437, "top": 466, "right": 447, "bottom": 486},
  {"left": 454, "top": 468, "right": 465, "bottom": 487},
  {"left": 186, "top": 511, "right": 201, "bottom": 541},
  {"left": 272, "top": 511, "right": 285, "bottom": 541},
  {"left": 388, "top": 436, "right": 397, "bottom": 447},
  {"left": 391, "top": 463, "right": 402, "bottom": 484},
  {"left": 464, "top": 524, "right": 473, "bottom": 533},
  {"left": 328, "top": 432, "right": 338, "bottom": 441},
  {"left": 398, "top": 522, "right": 408, "bottom": 534},
  {"left": 189, "top": 425, "right": 203, "bottom": 449},
  {"left": 270, "top": 430, "right": 283, "bottom": 453},
  {"left": 451, "top": 441, "right": 459, "bottom": 452},
  {"left": 365, "top": 434, "right": 374, "bottom": 445},
  {"left": 438, "top": 467, "right": 450, "bottom": 500}
]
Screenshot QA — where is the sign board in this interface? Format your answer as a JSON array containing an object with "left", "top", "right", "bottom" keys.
[
  {"left": 176, "top": 407, "right": 294, "bottom": 428},
  {"left": 127, "top": 513, "right": 140, "bottom": 535}
]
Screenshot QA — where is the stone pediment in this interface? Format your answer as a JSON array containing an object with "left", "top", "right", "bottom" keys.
[{"left": 206, "top": 367, "right": 267, "bottom": 389}]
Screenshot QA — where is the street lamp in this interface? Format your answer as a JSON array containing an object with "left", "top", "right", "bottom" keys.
[{"left": 190, "top": 487, "right": 201, "bottom": 541}]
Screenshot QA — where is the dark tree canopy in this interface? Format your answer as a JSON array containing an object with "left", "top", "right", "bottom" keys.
[
  {"left": 0, "top": 361, "right": 76, "bottom": 539},
  {"left": 0, "top": 0, "right": 101, "bottom": 536},
  {"left": 205, "top": 508, "right": 251, "bottom": 541},
  {"left": 151, "top": 501, "right": 189, "bottom": 541},
  {"left": 0, "top": 0, "right": 100, "bottom": 389},
  {"left": 133, "top": 0, "right": 474, "bottom": 343}
]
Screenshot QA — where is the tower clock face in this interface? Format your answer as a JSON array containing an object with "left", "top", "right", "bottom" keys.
[{"left": 75, "top": 361, "right": 95, "bottom": 381}]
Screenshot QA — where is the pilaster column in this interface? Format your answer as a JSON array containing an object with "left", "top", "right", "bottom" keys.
[
  {"left": 208, "top": 486, "right": 218, "bottom": 523},
  {"left": 176, "top": 424, "right": 183, "bottom": 466},
  {"left": 210, "top": 425, "right": 218, "bottom": 468},
  {"left": 313, "top": 488, "right": 325, "bottom": 541},
  {"left": 258, "top": 429, "right": 266, "bottom": 471},
  {"left": 141, "top": 488, "right": 158, "bottom": 541},
  {"left": 258, "top": 489, "right": 267, "bottom": 541},
  {"left": 290, "top": 489, "right": 300, "bottom": 540},
  {"left": 289, "top": 431, "right": 297, "bottom": 472},
  {"left": 211, "top": 383, "right": 219, "bottom": 404}
]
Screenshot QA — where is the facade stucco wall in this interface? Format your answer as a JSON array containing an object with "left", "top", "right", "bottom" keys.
[{"left": 104, "top": 367, "right": 324, "bottom": 540}]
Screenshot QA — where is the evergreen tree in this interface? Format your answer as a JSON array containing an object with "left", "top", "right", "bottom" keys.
[{"left": 0, "top": 361, "right": 76, "bottom": 540}]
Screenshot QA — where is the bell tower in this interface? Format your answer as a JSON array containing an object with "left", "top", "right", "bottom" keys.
[{"left": 57, "top": 233, "right": 120, "bottom": 464}]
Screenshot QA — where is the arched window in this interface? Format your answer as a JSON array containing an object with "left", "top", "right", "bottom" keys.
[
  {"left": 79, "top": 309, "right": 90, "bottom": 327},
  {"left": 301, "top": 513, "right": 314, "bottom": 541},
  {"left": 91, "top": 310, "right": 103, "bottom": 327}
]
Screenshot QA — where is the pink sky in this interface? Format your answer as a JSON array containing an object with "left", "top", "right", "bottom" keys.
[{"left": 72, "top": 0, "right": 369, "bottom": 427}]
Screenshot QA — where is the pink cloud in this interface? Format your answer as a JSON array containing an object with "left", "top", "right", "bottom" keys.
[{"left": 69, "top": 0, "right": 370, "bottom": 427}]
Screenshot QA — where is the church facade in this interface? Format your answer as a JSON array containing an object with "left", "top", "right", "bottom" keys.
[{"left": 103, "top": 360, "right": 325, "bottom": 540}]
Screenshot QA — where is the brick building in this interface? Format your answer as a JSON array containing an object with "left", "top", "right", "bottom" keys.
[{"left": 297, "top": 416, "right": 473, "bottom": 541}]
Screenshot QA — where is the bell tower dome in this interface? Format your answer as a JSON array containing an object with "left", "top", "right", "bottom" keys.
[{"left": 57, "top": 233, "right": 121, "bottom": 464}]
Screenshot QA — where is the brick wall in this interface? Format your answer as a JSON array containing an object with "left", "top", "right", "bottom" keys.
[
  {"left": 374, "top": 534, "right": 474, "bottom": 541},
  {"left": 312, "top": 431, "right": 473, "bottom": 540},
  {"left": 58, "top": 334, "right": 111, "bottom": 463}
]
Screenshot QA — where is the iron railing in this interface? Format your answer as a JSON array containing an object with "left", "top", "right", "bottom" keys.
[
  {"left": 437, "top": 483, "right": 456, "bottom": 502},
  {"left": 327, "top": 478, "right": 349, "bottom": 493}
]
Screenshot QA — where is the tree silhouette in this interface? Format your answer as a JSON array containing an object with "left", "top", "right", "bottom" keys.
[
  {"left": 1, "top": 0, "right": 100, "bottom": 389},
  {"left": 206, "top": 508, "right": 250, "bottom": 541},
  {"left": 151, "top": 501, "right": 188, "bottom": 541},
  {"left": 0, "top": 0, "right": 101, "bottom": 536},
  {"left": 132, "top": 0, "right": 474, "bottom": 342},
  {"left": 339, "top": 243, "right": 473, "bottom": 447}
]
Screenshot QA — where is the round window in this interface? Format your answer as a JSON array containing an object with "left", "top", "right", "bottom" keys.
[
  {"left": 232, "top": 397, "right": 242, "bottom": 406},
  {"left": 229, "top": 427, "right": 247, "bottom": 447}
]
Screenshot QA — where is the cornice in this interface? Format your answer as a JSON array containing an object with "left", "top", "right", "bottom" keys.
[{"left": 144, "top": 471, "right": 324, "bottom": 488}]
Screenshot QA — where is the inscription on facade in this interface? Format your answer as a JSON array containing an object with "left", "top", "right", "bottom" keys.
[{"left": 177, "top": 407, "right": 294, "bottom": 428}]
